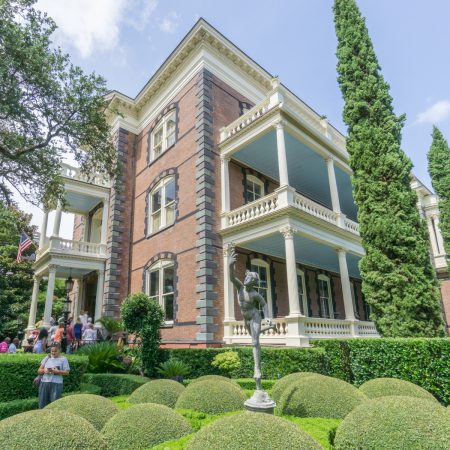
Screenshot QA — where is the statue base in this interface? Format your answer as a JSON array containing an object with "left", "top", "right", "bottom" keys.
[{"left": 244, "top": 390, "right": 276, "bottom": 415}]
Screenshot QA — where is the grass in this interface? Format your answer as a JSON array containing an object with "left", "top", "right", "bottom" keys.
[{"left": 150, "top": 433, "right": 194, "bottom": 449}]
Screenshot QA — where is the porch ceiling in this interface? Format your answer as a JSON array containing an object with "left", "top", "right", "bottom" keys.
[
  {"left": 240, "top": 233, "right": 361, "bottom": 278},
  {"left": 232, "top": 130, "right": 358, "bottom": 221},
  {"left": 65, "top": 191, "right": 102, "bottom": 214}
]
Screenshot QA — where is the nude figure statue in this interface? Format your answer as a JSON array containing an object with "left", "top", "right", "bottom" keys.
[{"left": 229, "top": 248, "right": 275, "bottom": 390}]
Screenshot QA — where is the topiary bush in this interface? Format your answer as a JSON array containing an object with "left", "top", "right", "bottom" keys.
[
  {"left": 81, "top": 373, "right": 150, "bottom": 396},
  {"left": 359, "top": 377, "right": 438, "bottom": 402},
  {"left": 211, "top": 351, "right": 241, "bottom": 377},
  {"left": 334, "top": 396, "right": 450, "bottom": 449},
  {"left": 45, "top": 393, "right": 118, "bottom": 430},
  {"left": 0, "top": 397, "right": 38, "bottom": 420},
  {"left": 0, "top": 409, "right": 107, "bottom": 449},
  {"left": 272, "top": 372, "right": 324, "bottom": 402},
  {"left": 176, "top": 379, "right": 246, "bottom": 415},
  {"left": 129, "top": 379, "right": 185, "bottom": 408},
  {"left": 102, "top": 403, "right": 192, "bottom": 449},
  {"left": 234, "top": 378, "right": 275, "bottom": 390},
  {"left": 188, "top": 374, "right": 240, "bottom": 386},
  {"left": 278, "top": 375, "right": 367, "bottom": 419},
  {"left": 186, "top": 411, "right": 322, "bottom": 450}
]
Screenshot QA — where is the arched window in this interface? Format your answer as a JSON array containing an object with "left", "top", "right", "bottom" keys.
[
  {"left": 148, "top": 176, "right": 175, "bottom": 234},
  {"left": 296, "top": 268, "right": 308, "bottom": 316},
  {"left": 317, "top": 274, "right": 333, "bottom": 319},
  {"left": 150, "top": 111, "right": 176, "bottom": 161},
  {"left": 245, "top": 174, "right": 265, "bottom": 203},
  {"left": 144, "top": 259, "right": 174, "bottom": 322},
  {"left": 250, "top": 258, "right": 273, "bottom": 318}
]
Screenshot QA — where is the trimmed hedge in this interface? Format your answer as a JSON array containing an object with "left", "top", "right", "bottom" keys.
[
  {"left": 186, "top": 411, "right": 322, "bottom": 450},
  {"left": 81, "top": 373, "right": 150, "bottom": 396},
  {"left": 234, "top": 378, "right": 276, "bottom": 390},
  {"left": 0, "top": 409, "right": 107, "bottom": 449},
  {"left": 164, "top": 347, "right": 327, "bottom": 379},
  {"left": 46, "top": 394, "right": 118, "bottom": 430},
  {"left": 359, "top": 377, "right": 438, "bottom": 402},
  {"left": 334, "top": 396, "right": 450, "bottom": 449},
  {"left": 0, "top": 354, "right": 88, "bottom": 402},
  {"left": 188, "top": 375, "right": 239, "bottom": 386},
  {"left": 0, "top": 397, "right": 39, "bottom": 420},
  {"left": 129, "top": 379, "right": 185, "bottom": 408},
  {"left": 102, "top": 403, "right": 192, "bottom": 449},
  {"left": 272, "top": 372, "right": 324, "bottom": 402},
  {"left": 278, "top": 375, "right": 367, "bottom": 419},
  {"left": 176, "top": 379, "right": 247, "bottom": 415},
  {"left": 314, "top": 338, "right": 450, "bottom": 405}
]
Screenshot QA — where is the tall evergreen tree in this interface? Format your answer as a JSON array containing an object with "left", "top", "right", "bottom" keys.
[
  {"left": 333, "top": 0, "right": 445, "bottom": 337},
  {"left": 427, "top": 126, "right": 450, "bottom": 267}
]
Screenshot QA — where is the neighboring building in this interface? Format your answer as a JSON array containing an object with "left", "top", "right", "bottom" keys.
[{"left": 26, "top": 19, "right": 447, "bottom": 344}]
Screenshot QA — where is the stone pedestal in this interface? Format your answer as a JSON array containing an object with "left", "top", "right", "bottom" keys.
[{"left": 244, "top": 390, "right": 276, "bottom": 414}]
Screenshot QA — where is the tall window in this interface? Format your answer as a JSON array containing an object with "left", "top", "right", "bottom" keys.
[
  {"left": 296, "top": 269, "right": 308, "bottom": 316},
  {"left": 148, "top": 176, "right": 175, "bottom": 234},
  {"left": 250, "top": 258, "right": 273, "bottom": 318},
  {"left": 245, "top": 175, "right": 264, "bottom": 203},
  {"left": 145, "top": 259, "right": 174, "bottom": 322},
  {"left": 150, "top": 111, "right": 176, "bottom": 161},
  {"left": 317, "top": 274, "right": 333, "bottom": 319}
]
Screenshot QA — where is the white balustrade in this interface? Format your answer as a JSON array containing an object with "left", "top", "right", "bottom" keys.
[
  {"left": 226, "top": 192, "right": 279, "bottom": 226},
  {"left": 343, "top": 217, "right": 359, "bottom": 234},
  {"left": 292, "top": 192, "right": 338, "bottom": 225},
  {"left": 304, "top": 317, "right": 352, "bottom": 338},
  {"left": 38, "top": 237, "right": 107, "bottom": 258},
  {"left": 61, "top": 163, "right": 110, "bottom": 187},
  {"left": 355, "top": 321, "right": 380, "bottom": 337}
]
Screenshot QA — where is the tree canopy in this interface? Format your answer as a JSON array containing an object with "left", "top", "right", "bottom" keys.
[{"left": 0, "top": 0, "right": 117, "bottom": 207}]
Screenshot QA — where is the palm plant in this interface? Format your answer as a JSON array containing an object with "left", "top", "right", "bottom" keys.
[
  {"left": 157, "top": 359, "right": 189, "bottom": 382},
  {"left": 77, "top": 342, "right": 124, "bottom": 373},
  {"left": 95, "top": 317, "right": 124, "bottom": 338}
]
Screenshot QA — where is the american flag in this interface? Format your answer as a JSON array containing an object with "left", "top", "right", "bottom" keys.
[{"left": 16, "top": 232, "right": 33, "bottom": 263}]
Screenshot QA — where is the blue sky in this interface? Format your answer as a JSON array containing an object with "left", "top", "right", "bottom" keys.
[{"left": 28, "top": 0, "right": 450, "bottom": 234}]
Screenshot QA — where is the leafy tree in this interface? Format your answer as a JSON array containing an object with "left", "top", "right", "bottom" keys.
[
  {"left": 121, "top": 293, "right": 164, "bottom": 377},
  {"left": 427, "top": 126, "right": 450, "bottom": 267},
  {"left": 0, "top": 0, "right": 117, "bottom": 207},
  {"left": 0, "top": 202, "right": 35, "bottom": 337},
  {"left": 333, "top": 0, "right": 445, "bottom": 337}
]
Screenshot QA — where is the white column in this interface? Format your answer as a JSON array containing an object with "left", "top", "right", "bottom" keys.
[
  {"left": 337, "top": 249, "right": 355, "bottom": 321},
  {"left": 223, "top": 243, "right": 235, "bottom": 321},
  {"left": 94, "top": 269, "right": 105, "bottom": 322},
  {"left": 43, "top": 266, "right": 57, "bottom": 327},
  {"left": 39, "top": 211, "right": 49, "bottom": 248},
  {"left": 432, "top": 215, "right": 445, "bottom": 254},
  {"left": 83, "top": 215, "right": 90, "bottom": 241},
  {"left": 426, "top": 216, "right": 440, "bottom": 256},
  {"left": 26, "top": 276, "right": 41, "bottom": 330},
  {"left": 220, "top": 156, "right": 230, "bottom": 213},
  {"left": 52, "top": 203, "right": 63, "bottom": 237},
  {"left": 281, "top": 226, "right": 302, "bottom": 316},
  {"left": 326, "top": 156, "right": 341, "bottom": 213},
  {"left": 276, "top": 121, "right": 289, "bottom": 187},
  {"left": 100, "top": 201, "right": 109, "bottom": 245}
]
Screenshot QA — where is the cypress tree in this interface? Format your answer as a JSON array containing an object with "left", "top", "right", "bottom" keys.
[
  {"left": 333, "top": 0, "right": 445, "bottom": 337},
  {"left": 427, "top": 126, "right": 450, "bottom": 268}
]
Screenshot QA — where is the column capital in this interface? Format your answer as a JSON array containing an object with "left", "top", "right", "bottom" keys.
[
  {"left": 97, "top": 268, "right": 105, "bottom": 276},
  {"left": 220, "top": 154, "right": 231, "bottom": 163},
  {"left": 324, "top": 154, "right": 335, "bottom": 163},
  {"left": 33, "top": 275, "right": 42, "bottom": 283},
  {"left": 274, "top": 119, "right": 287, "bottom": 130},
  {"left": 48, "top": 264, "right": 58, "bottom": 273},
  {"left": 336, "top": 247, "right": 348, "bottom": 255},
  {"left": 280, "top": 226, "right": 297, "bottom": 239},
  {"left": 223, "top": 242, "right": 236, "bottom": 257}
]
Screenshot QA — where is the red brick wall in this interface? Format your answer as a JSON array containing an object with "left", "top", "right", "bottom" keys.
[{"left": 439, "top": 276, "right": 450, "bottom": 333}]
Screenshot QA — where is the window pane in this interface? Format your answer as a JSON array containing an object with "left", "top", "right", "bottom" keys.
[
  {"left": 164, "top": 294, "right": 174, "bottom": 321},
  {"left": 151, "top": 211, "right": 161, "bottom": 232},
  {"left": 163, "top": 266, "right": 174, "bottom": 294},
  {"left": 152, "top": 189, "right": 162, "bottom": 212},
  {"left": 166, "top": 203, "right": 175, "bottom": 225},
  {"left": 154, "top": 128, "right": 163, "bottom": 144},
  {"left": 149, "top": 270, "right": 159, "bottom": 297},
  {"left": 254, "top": 183, "right": 262, "bottom": 198},
  {"left": 165, "top": 180, "right": 175, "bottom": 204}
]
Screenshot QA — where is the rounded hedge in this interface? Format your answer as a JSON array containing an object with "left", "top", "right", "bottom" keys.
[
  {"left": 186, "top": 411, "right": 322, "bottom": 450},
  {"left": 45, "top": 393, "right": 118, "bottom": 430},
  {"left": 176, "top": 379, "right": 246, "bottom": 414},
  {"left": 334, "top": 396, "right": 450, "bottom": 450},
  {"left": 358, "top": 377, "right": 437, "bottom": 402},
  {"left": 278, "top": 375, "right": 367, "bottom": 419},
  {"left": 102, "top": 403, "right": 192, "bottom": 449},
  {"left": 0, "top": 410, "right": 107, "bottom": 449},
  {"left": 129, "top": 379, "right": 185, "bottom": 408},
  {"left": 272, "top": 372, "right": 324, "bottom": 402},
  {"left": 188, "top": 375, "right": 239, "bottom": 386}
]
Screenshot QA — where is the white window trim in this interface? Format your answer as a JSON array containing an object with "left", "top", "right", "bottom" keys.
[
  {"left": 296, "top": 268, "right": 309, "bottom": 316},
  {"left": 245, "top": 174, "right": 265, "bottom": 203},
  {"left": 144, "top": 259, "right": 175, "bottom": 324},
  {"left": 150, "top": 110, "right": 176, "bottom": 162},
  {"left": 250, "top": 258, "right": 273, "bottom": 318},
  {"left": 148, "top": 176, "right": 175, "bottom": 235},
  {"left": 317, "top": 274, "right": 334, "bottom": 319}
]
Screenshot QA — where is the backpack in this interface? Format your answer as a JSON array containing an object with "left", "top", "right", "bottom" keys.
[{"left": 0, "top": 341, "right": 8, "bottom": 353}]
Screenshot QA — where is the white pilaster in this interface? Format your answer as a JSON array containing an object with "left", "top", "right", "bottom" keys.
[
  {"left": 100, "top": 201, "right": 109, "bottom": 245},
  {"left": 326, "top": 156, "right": 345, "bottom": 227},
  {"left": 39, "top": 211, "right": 49, "bottom": 248},
  {"left": 26, "top": 276, "right": 41, "bottom": 330},
  {"left": 220, "top": 156, "right": 231, "bottom": 213},
  {"left": 52, "top": 203, "right": 63, "bottom": 237},
  {"left": 432, "top": 216, "right": 445, "bottom": 255},
  {"left": 281, "top": 226, "right": 303, "bottom": 317},
  {"left": 426, "top": 216, "right": 440, "bottom": 256},
  {"left": 94, "top": 269, "right": 105, "bottom": 322},
  {"left": 43, "top": 266, "right": 57, "bottom": 327},
  {"left": 275, "top": 121, "right": 289, "bottom": 187},
  {"left": 223, "top": 243, "right": 236, "bottom": 344},
  {"left": 337, "top": 249, "right": 356, "bottom": 322}
]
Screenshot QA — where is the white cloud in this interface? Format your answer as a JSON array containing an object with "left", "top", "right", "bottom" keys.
[
  {"left": 415, "top": 100, "right": 450, "bottom": 125},
  {"left": 159, "top": 11, "right": 181, "bottom": 33}
]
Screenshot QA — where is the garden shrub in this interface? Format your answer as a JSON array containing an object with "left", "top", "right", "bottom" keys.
[
  {"left": 359, "top": 377, "right": 437, "bottom": 402},
  {"left": 188, "top": 374, "right": 239, "bottom": 386},
  {"left": 78, "top": 382, "right": 102, "bottom": 395},
  {"left": 157, "top": 358, "right": 189, "bottom": 381},
  {"left": 129, "top": 379, "right": 185, "bottom": 408},
  {"left": 81, "top": 373, "right": 150, "bottom": 396},
  {"left": 76, "top": 342, "right": 124, "bottom": 373},
  {"left": 0, "top": 354, "right": 88, "bottom": 401},
  {"left": 102, "top": 403, "right": 192, "bottom": 449},
  {"left": 186, "top": 411, "right": 322, "bottom": 450},
  {"left": 272, "top": 372, "right": 324, "bottom": 402},
  {"left": 211, "top": 351, "right": 241, "bottom": 376},
  {"left": 0, "top": 409, "right": 107, "bottom": 449},
  {"left": 46, "top": 393, "right": 118, "bottom": 430},
  {"left": 278, "top": 375, "right": 367, "bottom": 419},
  {"left": 334, "top": 396, "right": 450, "bottom": 450},
  {"left": 176, "top": 379, "right": 246, "bottom": 414},
  {"left": 234, "top": 378, "right": 275, "bottom": 390},
  {"left": 0, "top": 397, "right": 38, "bottom": 420}
]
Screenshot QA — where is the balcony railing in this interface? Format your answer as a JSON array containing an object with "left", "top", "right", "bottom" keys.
[
  {"left": 37, "top": 237, "right": 107, "bottom": 260},
  {"left": 61, "top": 163, "right": 110, "bottom": 188}
]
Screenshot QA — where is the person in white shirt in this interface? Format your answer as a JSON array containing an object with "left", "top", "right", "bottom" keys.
[
  {"left": 8, "top": 338, "right": 19, "bottom": 353},
  {"left": 82, "top": 323, "right": 97, "bottom": 344}
]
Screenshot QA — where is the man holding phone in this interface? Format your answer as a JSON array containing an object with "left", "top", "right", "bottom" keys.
[{"left": 37, "top": 343, "right": 70, "bottom": 408}]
